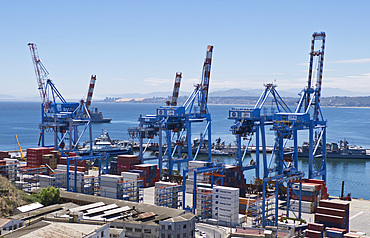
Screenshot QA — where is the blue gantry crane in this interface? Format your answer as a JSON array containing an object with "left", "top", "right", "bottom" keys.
[
  {"left": 28, "top": 43, "right": 93, "bottom": 155},
  {"left": 260, "top": 32, "right": 327, "bottom": 226},
  {"left": 129, "top": 45, "right": 214, "bottom": 178},
  {"left": 228, "top": 83, "right": 292, "bottom": 178}
]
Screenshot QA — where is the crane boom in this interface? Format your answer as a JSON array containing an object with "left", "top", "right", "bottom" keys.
[
  {"left": 28, "top": 43, "right": 49, "bottom": 106},
  {"left": 167, "top": 72, "right": 182, "bottom": 106},
  {"left": 200, "top": 45, "right": 213, "bottom": 114},
  {"left": 306, "top": 32, "right": 326, "bottom": 113},
  {"left": 86, "top": 75, "right": 97, "bottom": 111}
]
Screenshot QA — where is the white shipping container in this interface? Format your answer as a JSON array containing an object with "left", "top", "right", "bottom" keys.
[
  {"left": 121, "top": 172, "right": 140, "bottom": 179},
  {"left": 213, "top": 186, "right": 239, "bottom": 196},
  {"left": 289, "top": 199, "right": 314, "bottom": 208},
  {"left": 188, "top": 161, "right": 211, "bottom": 168},
  {"left": 212, "top": 199, "right": 239, "bottom": 208},
  {"left": 290, "top": 205, "right": 314, "bottom": 213},
  {"left": 292, "top": 183, "right": 317, "bottom": 192},
  {"left": 100, "top": 186, "right": 117, "bottom": 194},
  {"left": 155, "top": 181, "right": 178, "bottom": 188},
  {"left": 213, "top": 194, "right": 239, "bottom": 203}
]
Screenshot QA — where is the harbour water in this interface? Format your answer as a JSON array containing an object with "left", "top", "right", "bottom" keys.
[{"left": 1, "top": 101, "right": 370, "bottom": 199}]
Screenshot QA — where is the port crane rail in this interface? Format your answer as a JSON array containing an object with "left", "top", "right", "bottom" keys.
[
  {"left": 129, "top": 45, "right": 214, "bottom": 177},
  {"left": 260, "top": 32, "right": 327, "bottom": 226},
  {"left": 28, "top": 43, "right": 93, "bottom": 155}
]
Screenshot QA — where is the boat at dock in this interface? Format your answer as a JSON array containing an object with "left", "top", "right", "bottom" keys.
[
  {"left": 298, "top": 139, "right": 370, "bottom": 159},
  {"left": 81, "top": 130, "right": 132, "bottom": 156}
]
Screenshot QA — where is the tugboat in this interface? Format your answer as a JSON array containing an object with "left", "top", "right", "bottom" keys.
[{"left": 81, "top": 130, "right": 132, "bottom": 156}]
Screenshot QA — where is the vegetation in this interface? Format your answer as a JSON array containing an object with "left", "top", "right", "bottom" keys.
[
  {"left": 39, "top": 186, "right": 60, "bottom": 206},
  {"left": 0, "top": 175, "right": 40, "bottom": 217}
]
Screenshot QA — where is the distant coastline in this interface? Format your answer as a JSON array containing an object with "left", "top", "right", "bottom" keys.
[{"left": 100, "top": 95, "right": 370, "bottom": 108}]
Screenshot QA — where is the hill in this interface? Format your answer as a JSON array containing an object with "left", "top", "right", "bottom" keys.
[{"left": 0, "top": 176, "right": 39, "bottom": 217}]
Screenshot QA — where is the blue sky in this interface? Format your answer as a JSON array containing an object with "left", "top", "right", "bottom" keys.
[{"left": 1, "top": 1, "right": 370, "bottom": 100}]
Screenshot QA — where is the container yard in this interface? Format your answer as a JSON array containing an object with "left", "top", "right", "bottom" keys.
[{"left": 1, "top": 31, "right": 370, "bottom": 238}]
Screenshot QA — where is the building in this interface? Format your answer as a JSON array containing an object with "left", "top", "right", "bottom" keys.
[
  {"left": 3, "top": 220, "right": 110, "bottom": 238},
  {"left": 5, "top": 190, "right": 195, "bottom": 238},
  {"left": 0, "top": 218, "right": 24, "bottom": 236}
]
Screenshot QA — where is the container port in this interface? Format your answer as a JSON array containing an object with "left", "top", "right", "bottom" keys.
[{"left": 2, "top": 32, "right": 370, "bottom": 238}]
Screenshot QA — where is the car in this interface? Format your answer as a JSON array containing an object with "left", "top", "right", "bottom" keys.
[{"left": 195, "top": 228, "right": 199, "bottom": 232}]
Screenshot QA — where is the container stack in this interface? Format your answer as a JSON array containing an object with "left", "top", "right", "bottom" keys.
[
  {"left": 117, "top": 155, "right": 140, "bottom": 173},
  {"left": 57, "top": 158, "right": 88, "bottom": 172},
  {"left": 155, "top": 181, "right": 182, "bottom": 208},
  {"left": 131, "top": 164, "right": 159, "bottom": 187},
  {"left": 120, "top": 171, "right": 142, "bottom": 202},
  {"left": 289, "top": 181, "right": 324, "bottom": 213},
  {"left": 185, "top": 161, "right": 211, "bottom": 193},
  {"left": 27, "top": 147, "right": 54, "bottom": 167},
  {"left": 110, "top": 157, "right": 118, "bottom": 175},
  {"left": 41, "top": 154, "right": 57, "bottom": 169},
  {"left": 219, "top": 165, "right": 247, "bottom": 198},
  {"left": 82, "top": 175, "right": 100, "bottom": 195},
  {"left": 304, "top": 223, "right": 325, "bottom": 238},
  {"left": 39, "top": 174, "right": 55, "bottom": 188},
  {"left": 315, "top": 200, "right": 350, "bottom": 232},
  {"left": 325, "top": 227, "right": 347, "bottom": 238},
  {"left": 100, "top": 174, "right": 123, "bottom": 199},
  {"left": 67, "top": 170, "right": 85, "bottom": 193},
  {"left": 212, "top": 186, "right": 239, "bottom": 226},
  {"left": 0, "top": 151, "right": 9, "bottom": 159},
  {"left": 196, "top": 187, "right": 213, "bottom": 218}
]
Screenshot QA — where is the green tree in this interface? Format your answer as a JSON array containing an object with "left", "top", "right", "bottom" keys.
[{"left": 39, "top": 187, "right": 60, "bottom": 206}]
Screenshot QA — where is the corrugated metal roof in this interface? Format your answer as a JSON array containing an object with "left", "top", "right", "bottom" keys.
[
  {"left": 69, "top": 202, "right": 105, "bottom": 213},
  {"left": 102, "top": 206, "right": 131, "bottom": 216},
  {"left": 17, "top": 202, "right": 44, "bottom": 213},
  {"left": 85, "top": 203, "right": 118, "bottom": 216}
]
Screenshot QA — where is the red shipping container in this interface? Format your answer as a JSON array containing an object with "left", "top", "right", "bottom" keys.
[
  {"left": 308, "top": 223, "right": 324, "bottom": 232},
  {"left": 315, "top": 213, "right": 344, "bottom": 224},
  {"left": 305, "top": 230, "right": 322, "bottom": 238},
  {"left": 316, "top": 207, "right": 346, "bottom": 217},
  {"left": 0, "top": 151, "right": 9, "bottom": 159},
  {"left": 319, "top": 200, "right": 350, "bottom": 211}
]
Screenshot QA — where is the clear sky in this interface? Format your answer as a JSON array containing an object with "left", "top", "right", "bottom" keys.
[{"left": 0, "top": 1, "right": 370, "bottom": 101}]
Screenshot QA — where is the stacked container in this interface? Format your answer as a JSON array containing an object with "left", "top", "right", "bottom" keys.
[
  {"left": 315, "top": 200, "right": 350, "bottom": 232},
  {"left": 117, "top": 155, "right": 140, "bottom": 173},
  {"left": 212, "top": 186, "right": 239, "bottom": 226},
  {"left": 120, "top": 171, "right": 142, "bottom": 202},
  {"left": 110, "top": 157, "right": 118, "bottom": 175},
  {"left": 0, "top": 151, "right": 9, "bottom": 159},
  {"left": 185, "top": 161, "right": 211, "bottom": 193},
  {"left": 100, "top": 174, "right": 123, "bottom": 199},
  {"left": 131, "top": 164, "right": 159, "bottom": 187},
  {"left": 289, "top": 181, "right": 325, "bottom": 213},
  {"left": 155, "top": 181, "right": 182, "bottom": 208},
  {"left": 219, "top": 165, "right": 247, "bottom": 198},
  {"left": 196, "top": 187, "right": 213, "bottom": 218},
  {"left": 27, "top": 147, "right": 54, "bottom": 167},
  {"left": 41, "top": 154, "right": 57, "bottom": 169},
  {"left": 304, "top": 223, "right": 325, "bottom": 238}
]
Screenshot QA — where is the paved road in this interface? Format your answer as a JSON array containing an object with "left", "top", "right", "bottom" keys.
[{"left": 196, "top": 223, "right": 229, "bottom": 238}]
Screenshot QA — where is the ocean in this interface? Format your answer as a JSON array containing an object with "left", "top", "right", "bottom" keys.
[{"left": 1, "top": 101, "right": 370, "bottom": 200}]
